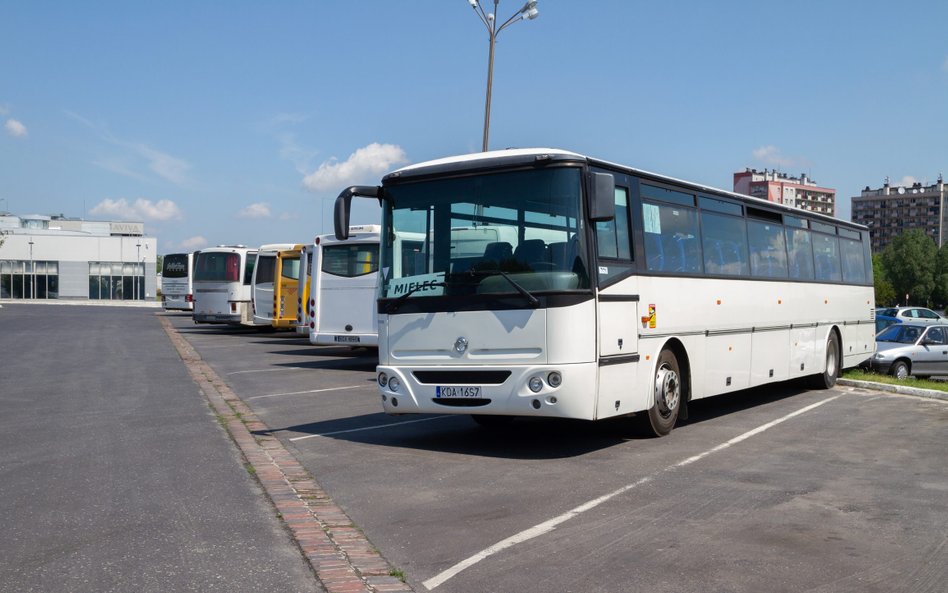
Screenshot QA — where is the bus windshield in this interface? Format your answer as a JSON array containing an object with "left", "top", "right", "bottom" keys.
[
  {"left": 381, "top": 167, "right": 589, "bottom": 301},
  {"left": 162, "top": 254, "right": 189, "bottom": 279},
  {"left": 194, "top": 252, "right": 240, "bottom": 282}
]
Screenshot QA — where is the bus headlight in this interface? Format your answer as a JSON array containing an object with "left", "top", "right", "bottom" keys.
[
  {"left": 547, "top": 371, "right": 562, "bottom": 388},
  {"left": 389, "top": 376, "right": 401, "bottom": 393},
  {"left": 528, "top": 376, "right": 543, "bottom": 393},
  {"left": 378, "top": 372, "right": 388, "bottom": 387}
]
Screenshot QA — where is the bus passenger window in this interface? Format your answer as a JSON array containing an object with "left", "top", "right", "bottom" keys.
[
  {"left": 839, "top": 238, "right": 866, "bottom": 284},
  {"left": 748, "top": 220, "right": 788, "bottom": 278},
  {"left": 701, "top": 211, "right": 749, "bottom": 276},
  {"left": 812, "top": 234, "right": 842, "bottom": 282},
  {"left": 785, "top": 228, "right": 814, "bottom": 280},
  {"left": 643, "top": 202, "right": 701, "bottom": 273}
]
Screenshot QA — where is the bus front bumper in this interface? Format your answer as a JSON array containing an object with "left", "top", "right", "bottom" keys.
[{"left": 376, "top": 362, "right": 598, "bottom": 420}]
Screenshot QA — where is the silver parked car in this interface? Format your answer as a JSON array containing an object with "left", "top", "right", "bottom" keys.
[
  {"left": 876, "top": 306, "right": 945, "bottom": 324},
  {"left": 870, "top": 323, "right": 948, "bottom": 379}
]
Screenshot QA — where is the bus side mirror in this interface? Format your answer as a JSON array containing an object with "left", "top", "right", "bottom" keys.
[
  {"left": 334, "top": 185, "right": 382, "bottom": 240},
  {"left": 588, "top": 172, "right": 615, "bottom": 222}
]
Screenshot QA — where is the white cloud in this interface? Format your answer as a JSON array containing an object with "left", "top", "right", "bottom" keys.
[
  {"left": 5, "top": 119, "right": 28, "bottom": 138},
  {"left": 752, "top": 145, "right": 810, "bottom": 170},
  {"left": 179, "top": 236, "right": 207, "bottom": 250},
  {"left": 65, "top": 110, "right": 191, "bottom": 186},
  {"left": 90, "top": 198, "right": 183, "bottom": 221},
  {"left": 897, "top": 175, "right": 917, "bottom": 187},
  {"left": 303, "top": 143, "right": 408, "bottom": 193},
  {"left": 236, "top": 202, "right": 272, "bottom": 219},
  {"left": 135, "top": 144, "right": 191, "bottom": 186}
]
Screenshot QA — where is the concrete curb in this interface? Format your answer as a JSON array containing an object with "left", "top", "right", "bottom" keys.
[
  {"left": 837, "top": 378, "right": 948, "bottom": 402},
  {"left": 159, "top": 316, "right": 414, "bottom": 593}
]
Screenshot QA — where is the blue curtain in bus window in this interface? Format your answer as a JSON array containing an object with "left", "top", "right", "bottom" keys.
[
  {"left": 812, "top": 234, "right": 842, "bottom": 282},
  {"left": 785, "top": 228, "right": 815, "bottom": 280},
  {"left": 839, "top": 238, "right": 866, "bottom": 284},
  {"left": 643, "top": 202, "right": 701, "bottom": 273},
  {"left": 747, "top": 220, "right": 788, "bottom": 278},
  {"left": 701, "top": 211, "right": 749, "bottom": 276}
]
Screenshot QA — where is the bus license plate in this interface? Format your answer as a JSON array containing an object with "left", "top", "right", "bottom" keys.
[
  {"left": 334, "top": 336, "right": 360, "bottom": 343},
  {"left": 436, "top": 386, "right": 481, "bottom": 398}
]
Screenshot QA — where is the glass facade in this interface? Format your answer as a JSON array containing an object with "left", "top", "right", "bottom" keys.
[
  {"left": 0, "top": 260, "right": 60, "bottom": 299},
  {"left": 88, "top": 261, "right": 145, "bottom": 300}
]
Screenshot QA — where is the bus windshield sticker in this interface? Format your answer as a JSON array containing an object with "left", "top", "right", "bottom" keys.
[
  {"left": 599, "top": 266, "right": 608, "bottom": 275},
  {"left": 643, "top": 203, "right": 661, "bottom": 234},
  {"left": 388, "top": 272, "right": 446, "bottom": 298}
]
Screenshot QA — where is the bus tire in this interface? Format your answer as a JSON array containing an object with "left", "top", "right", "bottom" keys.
[
  {"left": 809, "top": 331, "right": 840, "bottom": 389},
  {"left": 643, "top": 349, "right": 682, "bottom": 437}
]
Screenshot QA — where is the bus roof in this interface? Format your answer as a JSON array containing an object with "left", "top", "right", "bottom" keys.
[{"left": 385, "top": 148, "right": 864, "bottom": 231}]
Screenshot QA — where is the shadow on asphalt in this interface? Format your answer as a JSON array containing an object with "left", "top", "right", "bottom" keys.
[{"left": 261, "top": 381, "right": 813, "bottom": 460}]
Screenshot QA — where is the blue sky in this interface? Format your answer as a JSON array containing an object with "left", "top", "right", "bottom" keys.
[{"left": 2, "top": 0, "right": 947, "bottom": 254}]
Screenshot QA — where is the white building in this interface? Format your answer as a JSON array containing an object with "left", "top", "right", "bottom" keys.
[{"left": 0, "top": 213, "right": 157, "bottom": 301}]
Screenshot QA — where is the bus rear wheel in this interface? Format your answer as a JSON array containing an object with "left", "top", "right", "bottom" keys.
[
  {"left": 809, "top": 331, "right": 840, "bottom": 389},
  {"left": 641, "top": 349, "right": 682, "bottom": 437}
]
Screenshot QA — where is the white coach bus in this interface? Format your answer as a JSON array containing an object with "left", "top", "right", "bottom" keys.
[
  {"left": 161, "top": 252, "right": 196, "bottom": 311},
  {"left": 333, "top": 148, "right": 876, "bottom": 436},
  {"left": 308, "top": 226, "right": 382, "bottom": 347},
  {"left": 192, "top": 246, "right": 258, "bottom": 325}
]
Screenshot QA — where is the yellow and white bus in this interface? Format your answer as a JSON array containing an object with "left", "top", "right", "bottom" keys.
[
  {"left": 334, "top": 149, "right": 876, "bottom": 435},
  {"left": 296, "top": 243, "right": 314, "bottom": 335},
  {"left": 250, "top": 243, "right": 299, "bottom": 327},
  {"left": 308, "top": 226, "right": 382, "bottom": 347},
  {"left": 192, "top": 246, "right": 258, "bottom": 325}
]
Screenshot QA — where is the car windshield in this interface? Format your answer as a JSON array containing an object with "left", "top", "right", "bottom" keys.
[
  {"left": 379, "top": 167, "right": 589, "bottom": 301},
  {"left": 878, "top": 308, "right": 898, "bottom": 317},
  {"left": 876, "top": 325, "right": 923, "bottom": 344}
]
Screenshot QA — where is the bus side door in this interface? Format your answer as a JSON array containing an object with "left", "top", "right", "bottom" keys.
[{"left": 593, "top": 180, "right": 640, "bottom": 419}]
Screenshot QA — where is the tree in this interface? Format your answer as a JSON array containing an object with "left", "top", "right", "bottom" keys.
[
  {"left": 881, "top": 229, "right": 937, "bottom": 306},
  {"left": 932, "top": 243, "right": 948, "bottom": 308},
  {"left": 872, "top": 253, "right": 896, "bottom": 306}
]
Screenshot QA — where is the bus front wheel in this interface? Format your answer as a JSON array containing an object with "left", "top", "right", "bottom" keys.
[{"left": 643, "top": 349, "right": 682, "bottom": 437}]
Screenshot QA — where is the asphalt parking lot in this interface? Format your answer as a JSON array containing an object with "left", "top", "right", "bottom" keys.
[{"left": 167, "top": 312, "right": 948, "bottom": 593}]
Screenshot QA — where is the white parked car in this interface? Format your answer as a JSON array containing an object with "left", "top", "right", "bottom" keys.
[
  {"left": 876, "top": 307, "right": 945, "bottom": 324},
  {"left": 870, "top": 323, "right": 948, "bottom": 379}
]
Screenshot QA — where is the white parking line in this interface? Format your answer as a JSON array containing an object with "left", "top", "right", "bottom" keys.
[
  {"left": 289, "top": 416, "right": 451, "bottom": 441},
  {"left": 422, "top": 395, "right": 840, "bottom": 590},
  {"left": 228, "top": 367, "right": 308, "bottom": 375},
  {"left": 245, "top": 384, "right": 364, "bottom": 401}
]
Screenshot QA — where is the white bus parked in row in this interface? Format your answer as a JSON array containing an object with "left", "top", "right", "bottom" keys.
[
  {"left": 308, "top": 226, "right": 381, "bottom": 347},
  {"left": 161, "top": 252, "right": 195, "bottom": 311},
  {"left": 334, "top": 148, "right": 875, "bottom": 436},
  {"left": 192, "top": 246, "right": 258, "bottom": 325}
]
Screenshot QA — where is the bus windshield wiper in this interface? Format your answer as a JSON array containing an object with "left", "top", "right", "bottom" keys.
[
  {"left": 464, "top": 268, "right": 539, "bottom": 308},
  {"left": 384, "top": 282, "right": 446, "bottom": 313}
]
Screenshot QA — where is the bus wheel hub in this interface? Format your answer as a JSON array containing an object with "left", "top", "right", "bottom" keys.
[{"left": 655, "top": 366, "right": 680, "bottom": 416}]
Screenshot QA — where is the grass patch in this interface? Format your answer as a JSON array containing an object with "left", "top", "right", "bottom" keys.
[
  {"left": 244, "top": 463, "right": 257, "bottom": 475},
  {"left": 842, "top": 369, "right": 948, "bottom": 392},
  {"left": 389, "top": 568, "right": 406, "bottom": 582}
]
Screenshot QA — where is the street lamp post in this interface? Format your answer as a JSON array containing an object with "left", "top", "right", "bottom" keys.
[
  {"left": 467, "top": 0, "right": 539, "bottom": 152},
  {"left": 135, "top": 242, "right": 142, "bottom": 301},
  {"left": 28, "top": 238, "right": 34, "bottom": 299}
]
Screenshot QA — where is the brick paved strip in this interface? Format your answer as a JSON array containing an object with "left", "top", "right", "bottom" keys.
[{"left": 159, "top": 316, "right": 414, "bottom": 593}]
